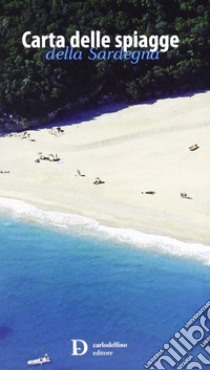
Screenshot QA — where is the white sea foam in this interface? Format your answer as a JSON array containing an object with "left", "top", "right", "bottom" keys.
[{"left": 0, "top": 197, "right": 210, "bottom": 265}]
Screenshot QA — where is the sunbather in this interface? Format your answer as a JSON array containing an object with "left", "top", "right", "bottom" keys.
[{"left": 93, "top": 177, "right": 105, "bottom": 185}]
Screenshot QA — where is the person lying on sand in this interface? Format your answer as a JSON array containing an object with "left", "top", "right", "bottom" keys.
[
  {"left": 180, "top": 192, "right": 192, "bottom": 199},
  {"left": 93, "top": 177, "right": 105, "bottom": 185},
  {"left": 49, "top": 127, "right": 64, "bottom": 136},
  {"left": 141, "top": 191, "right": 156, "bottom": 195},
  {"left": 75, "top": 169, "right": 86, "bottom": 177},
  {"left": 21, "top": 131, "right": 30, "bottom": 139},
  {"left": 35, "top": 153, "right": 61, "bottom": 162}
]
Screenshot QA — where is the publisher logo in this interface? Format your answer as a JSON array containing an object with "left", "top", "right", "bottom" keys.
[
  {"left": 71, "top": 339, "right": 88, "bottom": 356},
  {"left": 70, "top": 339, "right": 128, "bottom": 357}
]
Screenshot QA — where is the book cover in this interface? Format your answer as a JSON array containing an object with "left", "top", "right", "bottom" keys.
[{"left": 0, "top": 1, "right": 210, "bottom": 369}]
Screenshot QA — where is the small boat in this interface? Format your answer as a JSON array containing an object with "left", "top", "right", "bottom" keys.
[{"left": 27, "top": 353, "right": 51, "bottom": 366}]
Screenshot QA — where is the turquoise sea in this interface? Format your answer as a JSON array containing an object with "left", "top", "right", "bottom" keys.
[{"left": 0, "top": 214, "right": 210, "bottom": 370}]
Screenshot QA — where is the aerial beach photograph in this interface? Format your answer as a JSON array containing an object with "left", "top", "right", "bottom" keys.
[{"left": 0, "top": 1, "right": 210, "bottom": 370}]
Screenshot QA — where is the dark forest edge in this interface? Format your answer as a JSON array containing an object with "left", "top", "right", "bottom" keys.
[{"left": 0, "top": 0, "right": 210, "bottom": 132}]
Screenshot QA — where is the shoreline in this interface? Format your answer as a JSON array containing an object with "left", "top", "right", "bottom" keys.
[
  {"left": 0, "top": 91, "right": 210, "bottom": 259},
  {"left": 0, "top": 196, "right": 210, "bottom": 265}
]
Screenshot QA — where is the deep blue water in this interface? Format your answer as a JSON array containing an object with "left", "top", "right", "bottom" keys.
[{"left": 0, "top": 216, "right": 210, "bottom": 370}]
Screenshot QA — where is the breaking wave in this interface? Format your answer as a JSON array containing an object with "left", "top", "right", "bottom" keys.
[{"left": 0, "top": 197, "right": 210, "bottom": 265}]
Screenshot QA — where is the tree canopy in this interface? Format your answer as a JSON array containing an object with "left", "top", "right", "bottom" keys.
[{"left": 0, "top": 0, "right": 210, "bottom": 120}]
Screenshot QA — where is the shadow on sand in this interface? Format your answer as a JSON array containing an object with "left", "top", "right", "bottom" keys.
[{"left": 36, "top": 89, "right": 208, "bottom": 131}]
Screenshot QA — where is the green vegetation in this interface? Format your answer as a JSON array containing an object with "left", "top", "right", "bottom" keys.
[{"left": 0, "top": 0, "right": 210, "bottom": 121}]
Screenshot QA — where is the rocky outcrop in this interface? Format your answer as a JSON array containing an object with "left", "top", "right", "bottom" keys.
[
  {"left": 0, "top": 112, "right": 23, "bottom": 134},
  {"left": 0, "top": 111, "right": 52, "bottom": 134},
  {"left": 0, "top": 84, "right": 110, "bottom": 134}
]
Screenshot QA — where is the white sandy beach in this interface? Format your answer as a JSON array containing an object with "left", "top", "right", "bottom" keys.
[{"left": 0, "top": 91, "right": 210, "bottom": 247}]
